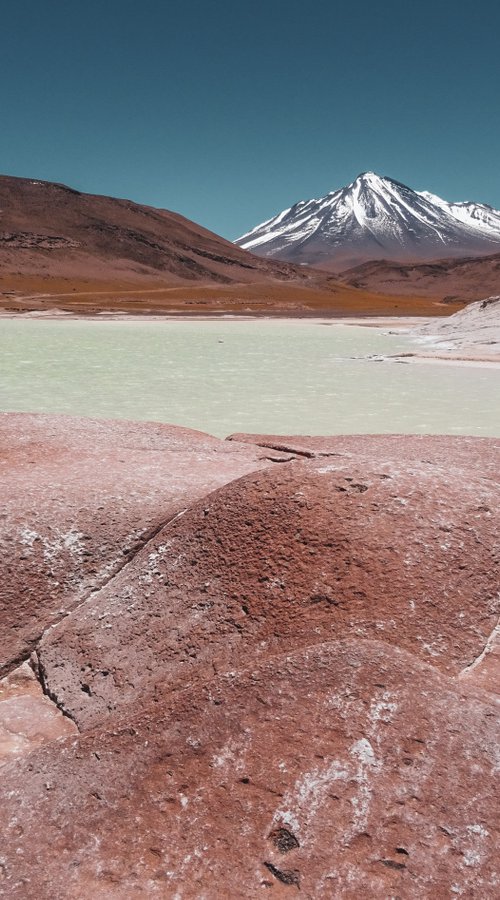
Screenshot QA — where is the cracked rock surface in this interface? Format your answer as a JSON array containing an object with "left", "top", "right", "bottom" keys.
[
  {"left": 0, "top": 413, "right": 285, "bottom": 674},
  {"left": 34, "top": 436, "right": 499, "bottom": 728},
  {"left": 0, "top": 421, "right": 499, "bottom": 898}
]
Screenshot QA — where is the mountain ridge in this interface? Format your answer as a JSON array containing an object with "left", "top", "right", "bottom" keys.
[{"left": 236, "top": 172, "right": 500, "bottom": 271}]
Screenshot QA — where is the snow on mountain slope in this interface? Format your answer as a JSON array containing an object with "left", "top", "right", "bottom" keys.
[{"left": 236, "top": 173, "right": 500, "bottom": 271}]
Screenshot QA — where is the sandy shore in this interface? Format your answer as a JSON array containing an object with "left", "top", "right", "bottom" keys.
[{"left": 0, "top": 310, "right": 429, "bottom": 327}]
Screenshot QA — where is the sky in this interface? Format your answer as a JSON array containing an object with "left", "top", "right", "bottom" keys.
[{"left": 1, "top": 0, "right": 499, "bottom": 239}]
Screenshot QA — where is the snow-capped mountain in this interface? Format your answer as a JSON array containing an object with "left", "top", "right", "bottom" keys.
[{"left": 236, "top": 173, "right": 500, "bottom": 271}]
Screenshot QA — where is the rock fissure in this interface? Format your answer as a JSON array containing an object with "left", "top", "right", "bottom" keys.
[
  {"left": 458, "top": 613, "right": 500, "bottom": 679},
  {"left": 259, "top": 454, "right": 298, "bottom": 463},
  {"left": 58, "top": 508, "right": 188, "bottom": 630},
  {"left": 227, "top": 435, "right": 348, "bottom": 461},
  {"left": 30, "top": 649, "right": 81, "bottom": 731},
  {"left": 0, "top": 639, "right": 47, "bottom": 681},
  {"left": 0, "top": 508, "right": 190, "bottom": 681},
  {"left": 263, "top": 861, "right": 301, "bottom": 887},
  {"left": 2, "top": 508, "right": 194, "bottom": 695},
  {"left": 379, "top": 858, "right": 407, "bottom": 871}
]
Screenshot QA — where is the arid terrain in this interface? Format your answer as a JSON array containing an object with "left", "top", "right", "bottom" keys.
[
  {"left": 340, "top": 251, "right": 500, "bottom": 302},
  {"left": 0, "top": 175, "right": 308, "bottom": 286},
  {"left": 0, "top": 276, "right": 452, "bottom": 318},
  {"left": 0, "top": 414, "right": 499, "bottom": 897},
  {"left": 0, "top": 174, "right": 467, "bottom": 316}
]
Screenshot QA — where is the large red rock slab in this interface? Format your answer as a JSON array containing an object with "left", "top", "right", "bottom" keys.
[
  {"left": 1, "top": 640, "right": 498, "bottom": 898},
  {"left": 0, "top": 413, "right": 285, "bottom": 673},
  {"left": 35, "top": 437, "right": 500, "bottom": 729}
]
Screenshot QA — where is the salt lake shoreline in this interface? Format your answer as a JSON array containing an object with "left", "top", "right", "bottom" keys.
[{"left": 1, "top": 308, "right": 499, "bottom": 367}]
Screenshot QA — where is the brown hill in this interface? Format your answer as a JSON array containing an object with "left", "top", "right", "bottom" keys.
[
  {"left": 340, "top": 251, "right": 500, "bottom": 301},
  {"left": 0, "top": 174, "right": 307, "bottom": 285},
  {"left": 0, "top": 175, "right": 455, "bottom": 316}
]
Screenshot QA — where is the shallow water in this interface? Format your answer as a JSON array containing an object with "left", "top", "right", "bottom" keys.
[{"left": 0, "top": 318, "right": 499, "bottom": 437}]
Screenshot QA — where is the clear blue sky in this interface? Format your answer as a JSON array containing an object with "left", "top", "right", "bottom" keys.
[{"left": 1, "top": 0, "right": 499, "bottom": 238}]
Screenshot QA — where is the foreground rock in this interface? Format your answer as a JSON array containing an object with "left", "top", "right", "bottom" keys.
[
  {"left": 0, "top": 425, "right": 498, "bottom": 897},
  {"left": 0, "top": 413, "right": 288, "bottom": 673},
  {"left": 34, "top": 435, "right": 499, "bottom": 730},
  {"left": 2, "top": 640, "right": 498, "bottom": 898}
]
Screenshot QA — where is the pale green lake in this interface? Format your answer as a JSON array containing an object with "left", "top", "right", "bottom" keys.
[{"left": 0, "top": 318, "right": 499, "bottom": 437}]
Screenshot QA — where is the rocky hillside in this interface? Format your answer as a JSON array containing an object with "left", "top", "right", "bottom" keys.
[
  {"left": 1, "top": 414, "right": 498, "bottom": 897},
  {"left": 340, "top": 251, "right": 500, "bottom": 301},
  {"left": 0, "top": 174, "right": 314, "bottom": 286}
]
